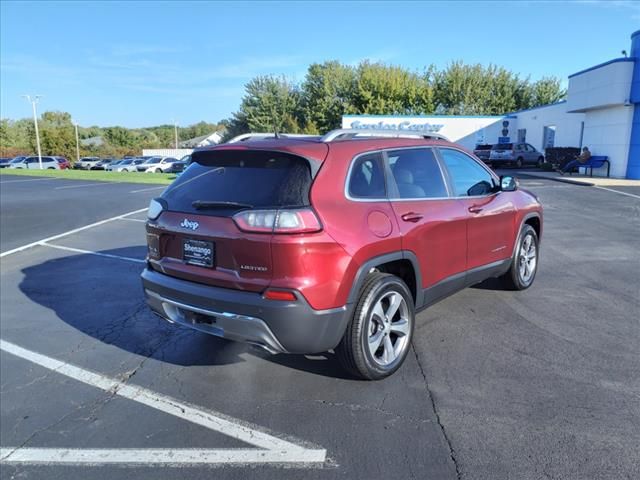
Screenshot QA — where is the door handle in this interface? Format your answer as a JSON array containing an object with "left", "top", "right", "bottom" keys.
[
  {"left": 401, "top": 212, "right": 423, "bottom": 223},
  {"left": 468, "top": 205, "right": 483, "bottom": 214}
]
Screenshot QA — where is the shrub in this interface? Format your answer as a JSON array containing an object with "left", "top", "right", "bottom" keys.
[{"left": 544, "top": 147, "right": 580, "bottom": 168}]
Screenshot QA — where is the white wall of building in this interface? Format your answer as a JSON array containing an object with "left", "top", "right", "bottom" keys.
[
  {"left": 581, "top": 105, "right": 634, "bottom": 178},
  {"left": 515, "top": 102, "right": 584, "bottom": 151},
  {"left": 341, "top": 115, "right": 507, "bottom": 150},
  {"left": 567, "top": 60, "right": 634, "bottom": 113}
]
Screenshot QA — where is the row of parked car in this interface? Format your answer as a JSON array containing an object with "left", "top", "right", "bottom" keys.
[
  {"left": 76, "top": 155, "right": 190, "bottom": 173},
  {"left": 473, "top": 142, "right": 545, "bottom": 168},
  {"left": 0, "top": 155, "right": 190, "bottom": 173}
]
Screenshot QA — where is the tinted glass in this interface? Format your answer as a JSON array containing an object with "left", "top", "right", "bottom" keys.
[
  {"left": 163, "top": 149, "right": 312, "bottom": 216},
  {"left": 439, "top": 149, "right": 496, "bottom": 197},
  {"left": 387, "top": 148, "right": 448, "bottom": 199},
  {"left": 348, "top": 152, "right": 386, "bottom": 199},
  {"left": 474, "top": 145, "right": 492, "bottom": 151},
  {"left": 492, "top": 144, "right": 513, "bottom": 150}
]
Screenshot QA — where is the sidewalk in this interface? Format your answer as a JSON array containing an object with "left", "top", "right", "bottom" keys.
[{"left": 512, "top": 169, "right": 640, "bottom": 187}]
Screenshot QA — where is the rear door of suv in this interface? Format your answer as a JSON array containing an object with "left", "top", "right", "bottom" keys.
[
  {"left": 146, "top": 148, "right": 318, "bottom": 292},
  {"left": 385, "top": 147, "right": 468, "bottom": 301}
]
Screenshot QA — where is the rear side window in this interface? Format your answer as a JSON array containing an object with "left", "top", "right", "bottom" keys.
[
  {"left": 439, "top": 148, "right": 496, "bottom": 197},
  {"left": 387, "top": 148, "right": 448, "bottom": 199},
  {"left": 492, "top": 144, "right": 513, "bottom": 150},
  {"left": 163, "top": 149, "right": 312, "bottom": 216},
  {"left": 348, "top": 152, "right": 386, "bottom": 199}
]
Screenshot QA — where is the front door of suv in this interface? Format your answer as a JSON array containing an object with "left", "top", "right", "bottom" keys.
[
  {"left": 385, "top": 147, "right": 468, "bottom": 298},
  {"left": 437, "top": 147, "right": 516, "bottom": 272}
]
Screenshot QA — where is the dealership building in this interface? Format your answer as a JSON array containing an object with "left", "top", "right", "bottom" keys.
[{"left": 342, "top": 30, "right": 640, "bottom": 179}]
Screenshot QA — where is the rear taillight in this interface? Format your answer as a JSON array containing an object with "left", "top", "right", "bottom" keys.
[{"left": 233, "top": 208, "right": 322, "bottom": 234}]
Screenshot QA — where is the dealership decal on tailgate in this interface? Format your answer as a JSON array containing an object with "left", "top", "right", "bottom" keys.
[{"left": 183, "top": 239, "right": 214, "bottom": 267}]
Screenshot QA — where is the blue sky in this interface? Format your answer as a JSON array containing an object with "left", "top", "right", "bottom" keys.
[{"left": 1, "top": 1, "right": 638, "bottom": 128}]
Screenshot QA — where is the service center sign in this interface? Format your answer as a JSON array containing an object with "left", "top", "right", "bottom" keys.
[{"left": 344, "top": 116, "right": 444, "bottom": 133}]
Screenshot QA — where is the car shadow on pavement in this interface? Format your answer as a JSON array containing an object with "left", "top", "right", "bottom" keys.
[{"left": 18, "top": 246, "right": 354, "bottom": 379}]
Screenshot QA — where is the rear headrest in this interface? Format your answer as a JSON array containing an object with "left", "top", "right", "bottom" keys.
[{"left": 394, "top": 168, "right": 414, "bottom": 184}]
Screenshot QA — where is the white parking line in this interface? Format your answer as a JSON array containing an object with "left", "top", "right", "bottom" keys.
[
  {"left": 40, "top": 243, "right": 146, "bottom": 264},
  {"left": 0, "top": 177, "right": 62, "bottom": 184},
  {"left": 118, "top": 217, "right": 147, "bottom": 223},
  {"left": 0, "top": 207, "right": 147, "bottom": 258},
  {"left": 0, "top": 340, "right": 326, "bottom": 466},
  {"left": 130, "top": 186, "right": 166, "bottom": 193},
  {"left": 595, "top": 186, "right": 640, "bottom": 199},
  {"left": 55, "top": 182, "right": 122, "bottom": 190}
]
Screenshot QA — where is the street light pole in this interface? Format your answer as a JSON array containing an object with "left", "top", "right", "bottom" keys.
[
  {"left": 73, "top": 121, "right": 80, "bottom": 164},
  {"left": 22, "top": 95, "right": 43, "bottom": 169}
]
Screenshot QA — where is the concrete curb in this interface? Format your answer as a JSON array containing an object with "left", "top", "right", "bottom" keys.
[{"left": 514, "top": 171, "right": 595, "bottom": 187}]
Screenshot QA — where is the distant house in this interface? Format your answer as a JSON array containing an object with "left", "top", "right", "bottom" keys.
[
  {"left": 80, "top": 135, "right": 105, "bottom": 147},
  {"left": 179, "top": 131, "right": 223, "bottom": 148}
]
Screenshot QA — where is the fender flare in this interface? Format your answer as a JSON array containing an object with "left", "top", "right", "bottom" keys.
[
  {"left": 511, "top": 212, "right": 542, "bottom": 258},
  {"left": 346, "top": 251, "right": 423, "bottom": 305}
]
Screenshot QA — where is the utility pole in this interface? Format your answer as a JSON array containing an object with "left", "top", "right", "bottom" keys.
[
  {"left": 73, "top": 121, "right": 80, "bottom": 164},
  {"left": 22, "top": 95, "right": 43, "bottom": 169},
  {"left": 173, "top": 119, "right": 179, "bottom": 149}
]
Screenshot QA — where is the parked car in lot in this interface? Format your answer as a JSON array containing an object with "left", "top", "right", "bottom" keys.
[
  {"left": 6, "top": 156, "right": 28, "bottom": 168},
  {"left": 90, "top": 159, "right": 115, "bottom": 170},
  {"left": 54, "top": 157, "right": 71, "bottom": 169},
  {"left": 74, "top": 157, "right": 101, "bottom": 170},
  {"left": 0, "top": 157, "right": 12, "bottom": 168},
  {"left": 142, "top": 129, "right": 543, "bottom": 380},
  {"left": 138, "top": 156, "right": 179, "bottom": 173},
  {"left": 473, "top": 144, "right": 493, "bottom": 163},
  {"left": 113, "top": 158, "right": 145, "bottom": 172},
  {"left": 163, "top": 160, "right": 187, "bottom": 174},
  {"left": 105, "top": 160, "right": 123, "bottom": 171},
  {"left": 10, "top": 156, "right": 60, "bottom": 169},
  {"left": 489, "top": 143, "right": 544, "bottom": 168}
]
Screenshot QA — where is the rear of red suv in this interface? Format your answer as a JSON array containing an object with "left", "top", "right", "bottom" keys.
[{"left": 141, "top": 140, "right": 355, "bottom": 358}]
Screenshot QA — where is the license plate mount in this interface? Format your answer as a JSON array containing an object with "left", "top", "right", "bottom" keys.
[{"left": 183, "top": 239, "right": 214, "bottom": 267}]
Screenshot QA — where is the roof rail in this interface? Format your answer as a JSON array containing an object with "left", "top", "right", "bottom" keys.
[
  {"left": 226, "top": 133, "right": 317, "bottom": 144},
  {"left": 320, "top": 128, "right": 450, "bottom": 143}
]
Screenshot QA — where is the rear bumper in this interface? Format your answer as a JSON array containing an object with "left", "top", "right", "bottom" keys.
[{"left": 141, "top": 268, "right": 352, "bottom": 354}]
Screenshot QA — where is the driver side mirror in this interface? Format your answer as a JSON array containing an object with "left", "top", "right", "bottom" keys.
[{"left": 500, "top": 175, "right": 518, "bottom": 192}]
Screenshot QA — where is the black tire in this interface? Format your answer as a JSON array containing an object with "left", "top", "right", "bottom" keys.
[
  {"left": 502, "top": 224, "right": 539, "bottom": 290},
  {"left": 537, "top": 156, "right": 544, "bottom": 167},
  {"left": 155, "top": 168, "right": 162, "bottom": 173},
  {"left": 515, "top": 157, "right": 524, "bottom": 168},
  {"left": 337, "top": 272, "right": 415, "bottom": 380}
]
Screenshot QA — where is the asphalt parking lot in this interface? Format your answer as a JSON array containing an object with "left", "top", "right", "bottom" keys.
[{"left": 1, "top": 173, "right": 638, "bottom": 480}]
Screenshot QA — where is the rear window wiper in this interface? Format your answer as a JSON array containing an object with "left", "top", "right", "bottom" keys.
[{"left": 192, "top": 200, "right": 253, "bottom": 210}]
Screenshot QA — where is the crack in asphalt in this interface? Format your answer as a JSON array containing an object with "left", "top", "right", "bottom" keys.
[{"left": 411, "top": 342, "right": 462, "bottom": 480}]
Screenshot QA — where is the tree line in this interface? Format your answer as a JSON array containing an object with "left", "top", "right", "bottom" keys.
[
  {"left": 1, "top": 60, "right": 565, "bottom": 158},
  {"left": 0, "top": 112, "right": 224, "bottom": 159},
  {"left": 224, "top": 60, "right": 566, "bottom": 138}
]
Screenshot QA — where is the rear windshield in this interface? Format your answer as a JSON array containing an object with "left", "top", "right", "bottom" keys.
[
  {"left": 492, "top": 144, "right": 513, "bottom": 150},
  {"left": 162, "top": 149, "right": 312, "bottom": 216},
  {"left": 474, "top": 145, "right": 492, "bottom": 151}
]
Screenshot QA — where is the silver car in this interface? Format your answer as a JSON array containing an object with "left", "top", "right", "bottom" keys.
[{"left": 489, "top": 143, "right": 545, "bottom": 168}]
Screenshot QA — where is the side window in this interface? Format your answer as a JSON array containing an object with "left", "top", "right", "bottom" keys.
[
  {"left": 527, "top": 144, "right": 536, "bottom": 152},
  {"left": 387, "top": 148, "right": 448, "bottom": 199},
  {"left": 348, "top": 152, "right": 386, "bottom": 199},
  {"left": 439, "top": 149, "right": 496, "bottom": 197}
]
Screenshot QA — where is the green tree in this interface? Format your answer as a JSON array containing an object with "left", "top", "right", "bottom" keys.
[
  {"left": 302, "top": 61, "right": 356, "bottom": 132},
  {"left": 349, "top": 62, "right": 434, "bottom": 116},
  {"left": 531, "top": 77, "right": 566, "bottom": 106}
]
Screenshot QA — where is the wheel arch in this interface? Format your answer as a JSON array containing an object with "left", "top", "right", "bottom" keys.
[{"left": 346, "top": 251, "right": 422, "bottom": 307}]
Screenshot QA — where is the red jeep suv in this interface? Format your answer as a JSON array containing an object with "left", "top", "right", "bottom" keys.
[{"left": 142, "top": 130, "right": 542, "bottom": 380}]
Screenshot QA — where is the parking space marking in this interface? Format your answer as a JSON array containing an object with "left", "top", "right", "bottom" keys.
[
  {"left": 0, "top": 207, "right": 147, "bottom": 258},
  {"left": 0, "top": 177, "right": 62, "bottom": 184},
  {"left": 40, "top": 242, "right": 146, "bottom": 264},
  {"left": 130, "top": 186, "right": 167, "bottom": 193},
  {"left": 0, "top": 340, "right": 327, "bottom": 466},
  {"left": 118, "top": 217, "right": 147, "bottom": 223},
  {"left": 55, "top": 182, "right": 122, "bottom": 190},
  {"left": 0, "top": 448, "right": 326, "bottom": 466},
  {"left": 595, "top": 186, "right": 640, "bottom": 199}
]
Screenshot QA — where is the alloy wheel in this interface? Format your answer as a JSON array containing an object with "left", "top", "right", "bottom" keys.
[
  {"left": 518, "top": 233, "right": 537, "bottom": 285},
  {"left": 367, "top": 291, "right": 411, "bottom": 366}
]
